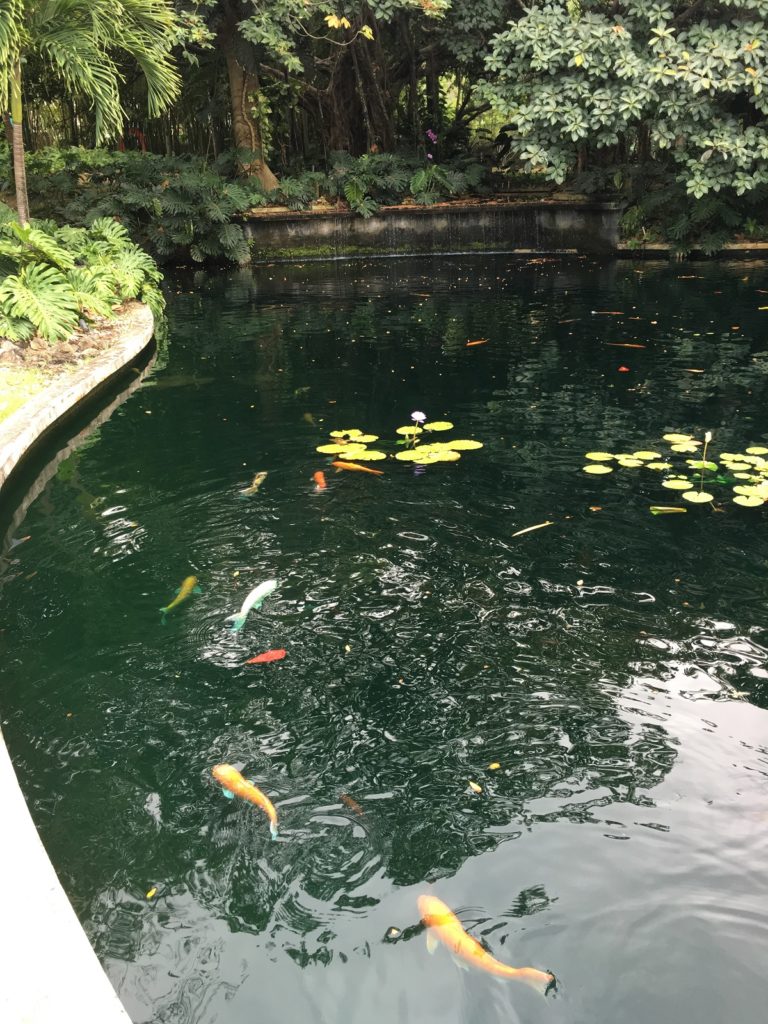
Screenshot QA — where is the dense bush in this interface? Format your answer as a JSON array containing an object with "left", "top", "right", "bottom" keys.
[
  {"left": 1, "top": 146, "right": 490, "bottom": 264},
  {"left": 0, "top": 212, "right": 164, "bottom": 344}
]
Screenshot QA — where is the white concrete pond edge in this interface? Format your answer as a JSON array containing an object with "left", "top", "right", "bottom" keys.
[{"left": 0, "top": 302, "right": 154, "bottom": 1024}]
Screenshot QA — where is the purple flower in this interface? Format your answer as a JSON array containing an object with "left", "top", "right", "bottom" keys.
[
  {"left": 426, "top": 153, "right": 433, "bottom": 160},
  {"left": 426, "top": 129, "right": 438, "bottom": 144},
  {"left": 411, "top": 410, "right": 427, "bottom": 424}
]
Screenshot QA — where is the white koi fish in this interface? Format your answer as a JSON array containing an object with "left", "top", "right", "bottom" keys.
[{"left": 226, "top": 580, "right": 278, "bottom": 632}]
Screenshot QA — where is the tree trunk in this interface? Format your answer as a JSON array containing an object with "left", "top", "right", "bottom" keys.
[
  {"left": 11, "top": 61, "right": 29, "bottom": 227},
  {"left": 224, "top": 50, "right": 279, "bottom": 189}
]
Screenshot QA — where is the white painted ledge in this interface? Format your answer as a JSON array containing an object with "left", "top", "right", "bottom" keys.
[{"left": 0, "top": 302, "right": 154, "bottom": 1024}]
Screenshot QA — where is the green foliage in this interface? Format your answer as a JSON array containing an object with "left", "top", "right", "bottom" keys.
[
  {"left": 0, "top": 216, "right": 164, "bottom": 343},
  {"left": 483, "top": 0, "right": 768, "bottom": 198}
]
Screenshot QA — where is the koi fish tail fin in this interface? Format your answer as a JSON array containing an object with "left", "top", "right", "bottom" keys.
[
  {"left": 193, "top": 585, "right": 202, "bottom": 595},
  {"left": 225, "top": 613, "right": 247, "bottom": 632},
  {"left": 517, "top": 968, "right": 557, "bottom": 998},
  {"left": 270, "top": 823, "right": 279, "bottom": 841},
  {"left": 159, "top": 607, "right": 168, "bottom": 622}
]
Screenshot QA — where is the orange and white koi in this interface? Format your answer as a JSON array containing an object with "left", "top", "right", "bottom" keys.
[
  {"left": 331, "top": 461, "right": 384, "bottom": 476},
  {"left": 313, "top": 470, "right": 327, "bottom": 489},
  {"left": 212, "top": 763, "right": 279, "bottom": 839},
  {"left": 418, "top": 894, "right": 555, "bottom": 996}
]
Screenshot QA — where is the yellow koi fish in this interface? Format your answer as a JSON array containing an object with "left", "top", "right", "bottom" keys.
[
  {"left": 418, "top": 894, "right": 555, "bottom": 995},
  {"left": 212, "top": 764, "right": 279, "bottom": 839},
  {"left": 159, "top": 575, "right": 199, "bottom": 618},
  {"left": 240, "top": 471, "right": 268, "bottom": 496}
]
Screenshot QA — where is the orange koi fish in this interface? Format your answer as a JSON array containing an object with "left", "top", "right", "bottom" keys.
[
  {"left": 466, "top": 339, "right": 488, "bottom": 347},
  {"left": 313, "top": 470, "right": 327, "bottom": 489},
  {"left": 418, "top": 894, "right": 555, "bottom": 996},
  {"left": 331, "top": 461, "right": 384, "bottom": 476},
  {"left": 212, "top": 764, "right": 279, "bottom": 839}
]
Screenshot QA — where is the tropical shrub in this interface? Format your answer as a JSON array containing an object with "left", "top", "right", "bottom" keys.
[{"left": 0, "top": 215, "right": 164, "bottom": 344}]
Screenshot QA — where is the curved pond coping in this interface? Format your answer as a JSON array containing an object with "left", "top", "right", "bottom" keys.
[{"left": 0, "top": 302, "right": 154, "bottom": 1024}]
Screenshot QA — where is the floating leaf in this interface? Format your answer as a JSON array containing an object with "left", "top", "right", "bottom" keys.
[
  {"left": 146, "top": 887, "right": 157, "bottom": 900},
  {"left": 582, "top": 464, "right": 613, "bottom": 474},
  {"left": 746, "top": 446, "right": 768, "bottom": 455},
  {"left": 330, "top": 429, "right": 363, "bottom": 438},
  {"left": 733, "top": 484, "right": 760, "bottom": 496},
  {"left": 585, "top": 452, "right": 615, "bottom": 461},
  {"left": 468, "top": 781, "right": 482, "bottom": 794},
  {"left": 444, "top": 439, "right": 483, "bottom": 451},
  {"left": 348, "top": 449, "right": 387, "bottom": 461},
  {"left": 617, "top": 458, "right": 643, "bottom": 467},
  {"left": 317, "top": 443, "right": 355, "bottom": 454},
  {"left": 686, "top": 460, "right": 718, "bottom": 471},
  {"left": 733, "top": 472, "right": 756, "bottom": 480},
  {"left": 423, "top": 421, "right": 454, "bottom": 431},
  {"left": 395, "top": 450, "right": 422, "bottom": 461},
  {"left": 511, "top": 520, "right": 553, "bottom": 537},
  {"left": 662, "top": 479, "right": 691, "bottom": 489},
  {"left": 663, "top": 433, "right": 693, "bottom": 442},
  {"left": 719, "top": 453, "right": 747, "bottom": 462},
  {"left": 633, "top": 451, "right": 661, "bottom": 460},
  {"left": 396, "top": 425, "right": 422, "bottom": 435},
  {"left": 355, "top": 434, "right": 379, "bottom": 443},
  {"left": 682, "top": 491, "right": 713, "bottom": 503},
  {"left": 646, "top": 462, "right": 673, "bottom": 470},
  {"left": 488, "top": 762, "right": 501, "bottom": 770},
  {"left": 650, "top": 506, "right": 687, "bottom": 515},
  {"left": 670, "top": 442, "right": 701, "bottom": 453},
  {"left": 733, "top": 494, "right": 766, "bottom": 507}
]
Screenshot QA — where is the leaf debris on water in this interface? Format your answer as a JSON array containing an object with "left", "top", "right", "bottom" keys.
[
  {"left": 146, "top": 887, "right": 157, "bottom": 900},
  {"left": 468, "top": 781, "right": 482, "bottom": 794},
  {"left": 511, "top": 520, "right": 554, "bottom": 537}
]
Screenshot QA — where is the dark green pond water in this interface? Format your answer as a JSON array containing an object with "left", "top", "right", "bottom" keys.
[{"left": 2, "top": 256, "right": 768, "bottom": 1024}]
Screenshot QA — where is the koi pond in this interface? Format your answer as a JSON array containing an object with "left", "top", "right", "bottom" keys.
[{"left": 2, "top": 256, "right": 768, "bottom": 1024}]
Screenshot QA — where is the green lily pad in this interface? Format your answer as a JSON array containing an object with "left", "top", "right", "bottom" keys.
[
  {"left": 733, "top": 472, "right": 756, "bottom": 480},
  {"left": 617, "top": 458, "right": 643, "bottom": 467},
  {"left": 663, "top": 433, "right": 693, "bottom": 443},
  {"left": 348, "top": 450, "right": 387, "bottom": 461},
  {"left": 686, "top": 460, "right": 718, "bottom": 471},
  {"left": 317, "top": 443, "right": 361, "bottom": 454},
  {"left": 682, "top": 491, "right": 713, "bottom": 503},
  {"left": 396, "top": 425, "right": 423, "bottom": 436},
  {"left": 330, "top": 429, "right": 363, "bottom": 438},
  {"left": 733, "top": 494, "right": 766, "bottom": 507},
  {"left": 633, "top": 451, "right": 662, "bottom": 460},
  {"left": 444, "top": 440, "right": 483, "bottom": 451},
  {"left": 585, "top": 452, "right": 615, "bottom": 461},
  {"left": 745, "top": 446, "right": 768, "bottom": 455},
  {"left": 646, "top": 462, "right": 673, "bottom": 470},
  {"left": 670, "top": 442, "right": 701, "bottom": 453},
  {"left": 582, "top": 464, "right": 613, "bottom": 474},
  {"left": 662, "top": 479, "right": 691, "bottom": 489},
  {"left": 395, "top": 450, "right": 422, "bottom": 461},
  {"left": 423, "top": 421, "right": 454, "bottom": 431},
  {"left": 733, "top": 484, "right": 760, "bottom": 496}
]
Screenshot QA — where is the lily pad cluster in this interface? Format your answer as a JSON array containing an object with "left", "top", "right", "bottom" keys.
[
  {"left": 582, "top": 432, "right": 768, "bottom": 508},
  {"left": 315, "top": 420, "right": 483, "bottom": 466}
]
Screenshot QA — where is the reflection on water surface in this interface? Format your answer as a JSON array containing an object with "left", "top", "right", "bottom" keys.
[{"left": 2, "top": 257, "right": 768, "bottom": 1024}]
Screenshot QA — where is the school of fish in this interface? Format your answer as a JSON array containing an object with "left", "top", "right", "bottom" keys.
[{"left": 155, "top": 424, "right": 555, "bottom": 997}]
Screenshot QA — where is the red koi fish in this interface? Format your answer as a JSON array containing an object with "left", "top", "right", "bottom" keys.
[
  {"left": 246, "top": 649, "right": 286, "bottom": 664},
  {"left": 212, "top": 764, "right": 278, "bottom": 839},
  {"left": 313, "top": 471, "right": 327, "bottom": 489},
  {"left": 331, "top": 461, "right": 384, "bottom": 476},
  {"left": 418, "top": 894, "right": 555, "bottom": 996}
]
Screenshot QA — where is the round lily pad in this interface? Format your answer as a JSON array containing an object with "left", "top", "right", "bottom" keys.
[
  {"left": 585, "top": 452, "right": 615, "bottom": 461},
  {"left": 733, "top": 472, "right": 756, "bottom": 480},
  {"left": 317, "top": 443, "right": 355, "bottom": 454},
  {"left": 746, "top": 446, "right": 768, "bottom": 455},
  {"left": 349, "top": 449, "right": 387, "bottom": 461},
  {"left": 396, "top": 425, "right": 423, "bottom": 436},
  {"left": 423, "top": 421, "right": 454, "bottom": 431},
  {"left": 662, "top": 479, "right": 691, "bottom": 489},
  {"left": 444, "top": 440, "right": 483, "bottom": 451},
  {"left": 355, "top": 434, "right": 379, "bottom": 443},
  {"left": 663, "top": 433, "right": 693, "bottom": 443},
  {"left": 617, "top": 458, "right": 643, "bottom": 467},
  {"left": 720, "top": 453, "right": 747, "bottom": 462},
  {"left": 582, "top": 464, "right": 613, "bottom": 474},
  {"left": 733, "top": 484, "right": 760, "bottom": 496},
  {"left": 633, "top": 451, "right": 662, "bottom": 460},
  {"left": 733, "top": 494, "right": 766, "bottom": 507},
  {"left": 329, "top": 429, "right": 363, "bottom": 438},
  {"left": 682, "top": 491, "right": 713, "bottom": 503},
  {"left": 686, "top": 460, "right": 718, "bottom": 471},
  {"left": 670, "top": 442, "right": 701, "bottom": 453},
  {"left": 395, "top": 450, "right": 422, "bottom": 461},
  {"left": 646, "top": 462, "right": 673, "bottom": 470}
]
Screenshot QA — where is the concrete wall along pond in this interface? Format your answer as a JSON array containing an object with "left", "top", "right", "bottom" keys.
[
  {"left": 0, "top": 302, "right": 155, "bottom": 1024},
  {"left": 242, "top": 200, "right": 623, "bottom": 262}
]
